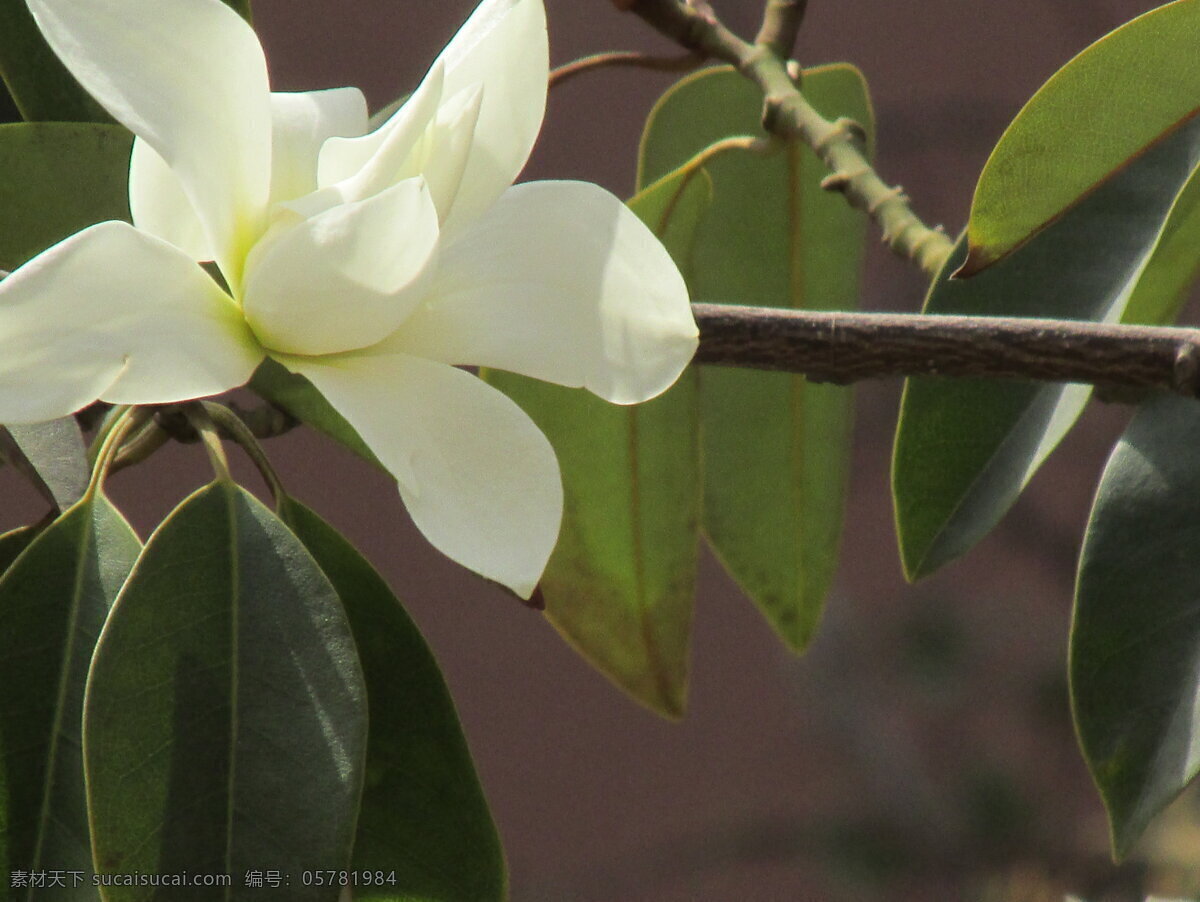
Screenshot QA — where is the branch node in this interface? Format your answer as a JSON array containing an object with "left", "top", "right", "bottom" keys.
[
  {"left": 814, "top": 116, "right": 868, "bottom": 155},
  {"left": 867, "top": 185, "right": 907, "bottom": 216},
  {"left": 820, "top": 166, "right": 872, "bottom": 193},
  {"left": 1172, "top": 343, "right": 1200, "bottom": 396}
]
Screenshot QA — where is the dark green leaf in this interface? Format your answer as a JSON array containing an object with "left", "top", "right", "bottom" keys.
[
  {"left": 281, "top": 498, "right": 505, "bottom": 902},
  {"left": 0, "top": 524, "right": 39, "bottom": 575},
  {"left": 961, "top": 0, "right": 1200, "bottom": 275},
  {"left": 1, "top": 81, "right": 19, "bottom": 125},
  {"left": 1072, "top": 394, "right": 1200, "bottom": 859},
  {"left": 3, "top": 418, "right": 89, "bottom": 511},
  {"left": 482, "top": 168, "right": 708, "bottom": 718},
  {"left": 1122, "top": 162, "right": 1200, "bottom": 327},
  {"left": 0, "top": 494, "right": 140, "bottom": 895},
  {"left": 639, "top": 64, "right": 872, "bottom": 650},
  {"left": 892, "top": 112, "right": 1200, "bottom": 580},
  {"left": 250, "top": 359, "right": 385, "bottom": 472},
  {"left": 0, "top": 123, "right": 132, "bottom": 271},
  {"left": 85, "top": 482, "right": 367, "bottom": 899},
  {"left": 0, "top": 1, "right": 110, "bottom": 123}
]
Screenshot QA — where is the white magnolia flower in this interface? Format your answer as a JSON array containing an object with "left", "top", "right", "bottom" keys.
[{"left": 0, "top": 0, "right": 698, "bottom": 597}]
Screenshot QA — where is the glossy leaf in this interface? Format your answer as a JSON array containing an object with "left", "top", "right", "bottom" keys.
[
  {"left": 281, "top": 498, "right": 505, "bottom": 902},
  {"left": 483, "top": 168, "right": 709, "bottom": 718},
  {"left": 962, "top": 0, "right": 1200, "bottom": 275},
  {"left": 85, "top": 482, "right": 367, "bottom": 898},
  {"left": 4, "top": 418, "right": 89, "bottom": 511},
  {"left": 893, "top": 113, "right": 1200, "bottom": 580},
  {"left": 1072, "top": 394, "right": 1200, "bottom": 858},
  {"left": 0, "top": 123, "right": 133, "bottom": 271},
  {"left": 250, "top": 359, "right": 384, "bottom": 472},
  {"left": 639, "top": 64, "right": 872, "bottom": 650},
  {"left": 0, "top": 0, "right": 109, "bottom": 123},
  {"left": 0, "top": 494, "right": 140, "bottom": 891},
  {"left": 1122, "top": 163, "right": 1200, "bottom": 327}
]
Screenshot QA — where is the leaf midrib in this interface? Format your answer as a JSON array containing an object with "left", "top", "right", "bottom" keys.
[
  {"left": 223, "top": 484, "right": 240, "bottom": 902},
  {"left": 29, "top": 504, "right": 93, "bottom": 886}
]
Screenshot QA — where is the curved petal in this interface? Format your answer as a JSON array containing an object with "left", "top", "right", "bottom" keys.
[
  {"left": 269, "top": 88, "right": 369, "bottom": 206},
  {"left": 282, "top": 351, "right": 561, "bottom": 598},
  {"left": 387, "top": 180, "right": 699, "bottom": 404},
  {"left": 129, "top": 138, "right": 213, "bottom": 262},
  {"left": 435, "top": 0, "right": 549, "bottom": 232},
  {"left": 0, "top": 222, "right": 263, "bottom": 423},
  {"left": 315, "top": 62, "right": 445, "bottom": 203},
  {"left": 242, "top": 179, "right": 439, "bottom": 356},
  {"left": 28, "top": 0, "right": 272, "bottom": 286},
  {"left": 410, "top": 84, "right": 484, "bottom": 222}
]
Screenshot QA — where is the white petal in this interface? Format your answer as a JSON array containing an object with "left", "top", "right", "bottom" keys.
[
  {"left": 28, "top": 0, "right": 272, "bottom": 286},
  {"left": 0, "top": 222, "right": 263, "bottom": 423},
  {"left": 284, "top": 351, "right": 561, "bottom": 598},
  {"left": 129, "top": 139, "right": 213, "bottom": 262},
  {"left": 316, "top": 62, "right": 446, "bottom": 201},
  {"left": 411, "top": 84, "right": 484, "bottom": 223},
  {"left": 435, "top": 0, "right": 548, "bottom": 231},
  {"left": 387, "top": 181, "right": 699, "bottom": 404},
  {"left": 269, "top": 88, "right": 369, "bottom": 206},
  {"left": 128, "top": 89, "right": 369, "bottom": 263},
  {"left": 242, "top": 179, "right": 440, "bottom": 356}
]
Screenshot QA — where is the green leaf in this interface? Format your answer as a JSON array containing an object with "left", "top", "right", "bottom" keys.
[
  {"left": 482, "top": 168, "right": 709, "bottom": 718},
  {"left": 3, "top": 419, "right": 89, "bottom": 511},
  {"left": 250, "top": 359, "right": 385, "bottom": 472},
  {"left": 961, "top": 0, "right": 1200, "bottom": 275},
  {"left": 892, "top": 111, "right": 1200, "bottom": 580},
  {"left": 84, "top": 482, "right": 367, "bottom": 899},
  {"left": 1071, "top": 394, "right": 1200, "bottom": 858},
  {"left": 0, "top": 123, "right": 132, "bottom": 272},
  {"left": 0, "top": 493, "right": 141, "bottom": 893},
  {"left": 0, "top": 1, "right": 110, "bottom": 123},
  {"left": 638, "top": 64, "right": 873, "bottom": 650},
  {"left": 280, "top": 499, "right": 505, "bottom": 902},
  {"left": 1121, "top": 162, "right": 1200, "bottom": 327},
  {"left": 0, "top": 524, "right": 40, "bottom": 575}
]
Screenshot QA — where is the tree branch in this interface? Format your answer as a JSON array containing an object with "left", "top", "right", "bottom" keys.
[
  {"left": 613, "top": 0, "right": 953, "bottom": 277},
  {"left": 693, "top": 303, "right": 1200, "bottom": 397}
]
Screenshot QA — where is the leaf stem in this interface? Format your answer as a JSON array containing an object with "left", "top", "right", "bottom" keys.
[
  {"left": 200, "top": 401, "right": 287, "bottom": 511},
  {"left": 109, "top": 418, "right": 171, "bottom": 475},
  {"left": 550, "top": 50, "right": 705, "bottom": 89},
  {"left": 182, "top": 403, "right": 232, "bottom": 483},
  {"left": 615, "top": 0, "right": 953, "bottom": 276},
  {"left": 85, "top": 405, "right": 149, "bottom": 499}
]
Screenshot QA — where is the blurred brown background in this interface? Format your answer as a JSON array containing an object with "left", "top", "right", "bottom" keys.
[{"left": 7, "top": 0, "right": 1200, "bottom": 899}]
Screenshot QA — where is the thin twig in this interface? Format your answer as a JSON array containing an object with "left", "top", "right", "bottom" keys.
[
  {"left": 614, "top": 0, "right": 953, "bottom": 276},
  {"left": 755, "top": 0, "right": 808, "bottom": 59},
  {"left": 692, "top": 303, "right": 1200, "bottom": 397},
  {"left": 550, "top": 50, "right": 705, "bottom": 90}
]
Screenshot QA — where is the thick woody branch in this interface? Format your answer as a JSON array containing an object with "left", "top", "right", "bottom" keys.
[
  {"left": 613, "top": 0, "right": 954, "bottom": 277},
  {"left": 693, "top": 303, "right": 1200, "bottom": 397}
]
